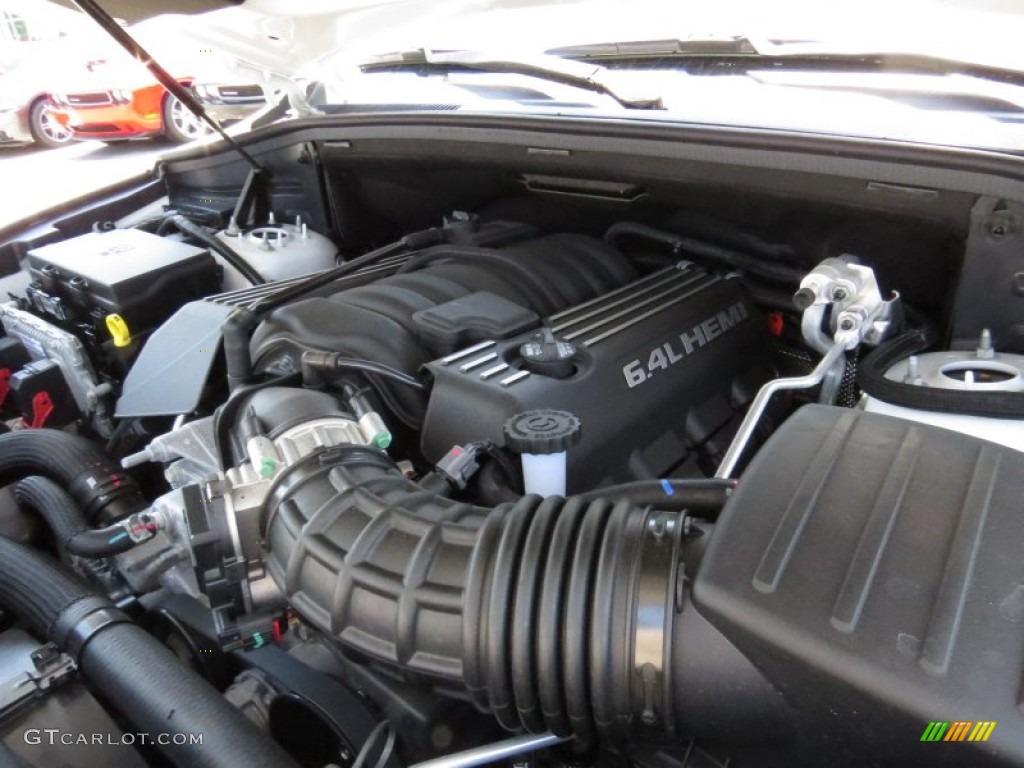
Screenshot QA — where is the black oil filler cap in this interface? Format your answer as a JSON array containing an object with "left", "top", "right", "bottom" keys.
[
  {"left": 503, "top": 409, "right": 581, "bottom": 455},
  {"left": 519, "top": 328, "right": 577, "bottom": 378}
]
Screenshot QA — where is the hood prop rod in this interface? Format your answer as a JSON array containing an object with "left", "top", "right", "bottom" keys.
[{"left": 71, "top": 0, "right": 263, "bottom": 172}]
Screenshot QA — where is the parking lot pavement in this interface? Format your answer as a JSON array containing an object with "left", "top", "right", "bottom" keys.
[{"left": 0, "top": 140, "right": 168, "bottom": 230}]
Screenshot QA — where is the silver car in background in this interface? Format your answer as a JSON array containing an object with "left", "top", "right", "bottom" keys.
[{"left": 191, "top": 81, "right": 267, "bottom": 124}]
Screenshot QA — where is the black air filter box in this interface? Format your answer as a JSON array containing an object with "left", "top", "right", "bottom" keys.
[{"left": 694, "top": 405, "right": 1024, "bottom": 767}]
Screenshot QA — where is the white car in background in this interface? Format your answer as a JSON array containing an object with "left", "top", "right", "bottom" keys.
[
  {"left": 0, "top": 73, "right": 68, "bottom": 148},
  {"left": 0, "top": 3, "right": 73, "bottom": 147},
  {"left": 0, "top": 0, "right": 116, "bottom": 147}
]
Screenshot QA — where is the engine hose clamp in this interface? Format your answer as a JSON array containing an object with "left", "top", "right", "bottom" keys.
[
  {"left": 52, "top": 596, "right": 130, "bottom": 662},
  {"left": 632, "top": 510, "right": 683, "bottom": 731}
]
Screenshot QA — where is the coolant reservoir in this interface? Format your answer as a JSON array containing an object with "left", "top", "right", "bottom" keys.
[{"left": 214, "top": 217, "right": 336, "bottom": 290}]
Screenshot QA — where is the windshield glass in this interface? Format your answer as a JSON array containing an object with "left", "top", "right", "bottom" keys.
[
  {"left": 327, "top": 0, "right": 1024, "bottom": 71},
  {"left": 289, "top": 0, "right": 1024, "bottom": 152}
]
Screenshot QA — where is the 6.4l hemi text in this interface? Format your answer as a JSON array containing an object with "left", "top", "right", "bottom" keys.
[{"left": 622, "top": 301, "right": 749, "bottom": 388}]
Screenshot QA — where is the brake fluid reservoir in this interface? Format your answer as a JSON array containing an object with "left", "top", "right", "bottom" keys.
[{"left": 215, "top": 217, "right": 336, "bottom": 290}]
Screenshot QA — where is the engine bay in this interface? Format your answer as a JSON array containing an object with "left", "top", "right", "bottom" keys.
[{"left": 0, "top": 116, "right": 1021, "bottom": 768}]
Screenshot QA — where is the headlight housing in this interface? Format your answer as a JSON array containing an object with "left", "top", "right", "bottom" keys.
[{"left": 191, "top": 84, "right": 221, "bottom": 103}]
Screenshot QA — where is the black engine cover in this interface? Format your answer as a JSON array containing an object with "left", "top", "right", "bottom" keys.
[
  {"left": 250, "top": 232, "right": 638, "bottom": 427},
  {"left": 421, "top": 265, "right": 773, "bottom": 490}
]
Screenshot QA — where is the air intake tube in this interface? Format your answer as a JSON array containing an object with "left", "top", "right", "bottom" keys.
[{"left": 263, "top": 447, "right": 774, "bottom": 745}]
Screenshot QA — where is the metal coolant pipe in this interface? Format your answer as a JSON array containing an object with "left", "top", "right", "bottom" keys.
[{"left": 716, "top": 341, "right": 846, "bottom": 479}]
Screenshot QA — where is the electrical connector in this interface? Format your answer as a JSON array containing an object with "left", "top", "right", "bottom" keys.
[{"left": 435, "top": 443, "right": 483, "bottom": 490}]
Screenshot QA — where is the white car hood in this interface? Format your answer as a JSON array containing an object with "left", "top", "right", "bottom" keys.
[{"left": 51, "top": 0, "right": 1024, "bottom": 79}]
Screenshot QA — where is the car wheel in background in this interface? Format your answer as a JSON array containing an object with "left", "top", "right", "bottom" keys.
[
  {"left": 28, "top": 99, "right": 72, "bottom": 149},
  {"left": 162, "top": 93, "right": 212, "bottom": 143}
]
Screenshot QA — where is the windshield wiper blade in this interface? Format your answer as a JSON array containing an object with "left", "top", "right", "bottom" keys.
[
  {"left": 547, "top": 38, "right": 1024, "bottom": 89},
  {"left": 362, "top": 48, "right": 664, "bottom": 109},
  {"left": 547, "top": 37, "right": 765, "bottom": 59},
  {"left": 70, "top": 0, "right": 262, "bottom": 171}
]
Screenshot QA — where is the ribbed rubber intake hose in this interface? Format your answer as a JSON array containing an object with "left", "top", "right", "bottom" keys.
[
  {"left": 0, "top": 430, "right": 145, "bottom": 523},
  {"left": 263, "top": 447, "right": 689, "bottom": 744},
  {"left": 0, "top": 536, "right": 298, "bottom": 768}
]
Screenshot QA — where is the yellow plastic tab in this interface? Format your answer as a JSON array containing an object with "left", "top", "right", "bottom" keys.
[{"left": 105, "top": 314, "right": 132, "bottom": 348}]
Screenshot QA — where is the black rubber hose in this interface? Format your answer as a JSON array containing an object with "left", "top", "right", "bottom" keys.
[
  {"left": 13, "top": 477, "right": 88, "bottom": 550},
  {"left": 744, "top": 280, "right": 802, "bottom": 312},
  {"left": 263, "top": 448, "right": 689, "bottom": 744},
  {"left": 573, "top": 477, "right": 736, "bottom": 515},
  {"left": 0, "top": 534, "right": 96, "bottom": 636},
  {"left": 167, "top": 214, "right": 266, "bottom": 286},
  {"left": 83, "top": 625, "right": 296, "bottom": 767},
  {"left": 0, "top": 430, "right": 145, "bottom": 523},
  {"left": 858, "top": 326, "right": 1024, "bottom": 417},
  {"left": 0, "top": 537, "right": 297, "bottom": 768},
  {"left": 13, "top": 476, "right": 142, "bottom": 558},
  {"left": 605, "top": 221, "right": 805, "bottom": 285},
  {"left": 65, "top": 526, "right": 143, "bottom": 557},
  {"left": 223, "top": 308, "right": 261, "bottom": 391},
  {"left": 300, "top": 351, "right": 428, "bottom": 391}
]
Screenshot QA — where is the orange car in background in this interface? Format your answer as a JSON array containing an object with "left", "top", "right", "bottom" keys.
[
  {"left": 52, "top": 79, "right": 213, "bottom": 143},
  {"left": 45, "top": 11, "right": 269, "bottom": 145}
]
